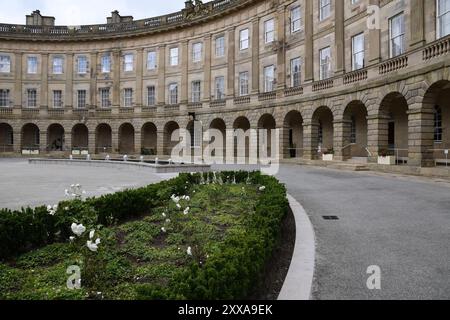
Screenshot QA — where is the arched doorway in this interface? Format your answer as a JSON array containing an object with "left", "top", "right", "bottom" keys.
[
  {"left": 163, "top": 121, "right": 180, "bottom": 157},
  {"left": 95, "top": 123, "right": 112, "bottom": 154},
  {"left": 343, "top": 101, "right": 368, "bottom": 159},
  {"left": 72, "top": 124, "right": 88, "bottom": 153},
  {"left": 379, "top": 92, "right": 409, "bottom": 164},
  {"left": 47, "top": 124, "right": 65, "bottom": 152},
  {"left": 233, "top": 116, "right": 251, "bottom": 162},
  {"left": 0, "top": 123, "right": 13, "bottom": 152},
  {"left": 258, "top": 114, "right": 277, "bottom": 159},
  {"left": 21, "top": 123, "right": 40, "bottom": 151},
  {"left": 141, "top": 122, "right": 157, "bottom": 156},
  {"left": 312, "top": 106, "right": 334, "bottom": 158},
  {"left": 119, "top": 123, "right": 135, "bottom": 155},
  {"left": 423, "top": 80, "right": 450, "bottom": 166},
  {"left": 283, "top": 111, "right": 303, "bottom": 159},
  {"left": 209, "top": 118, "right": 226, "bottom": 162}
]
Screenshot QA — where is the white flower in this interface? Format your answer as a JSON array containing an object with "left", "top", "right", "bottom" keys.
[
  {"left": 259, "top": 186, "right": 266, "bottom": 191},
  {"left": 69, "top": 236, "right": 75, "bottom": 242},
  {"left": 162, "top": 212, "right": 167, "bottom": 218},
  {"left": 171, "top": 194, "right": 180, "bottom": 203},
  {"left": 176, "top": 203, "right": 181, "bottom": 209},
  {"left": 89, "top": 230, "right": 95, "bottom": 239},
  {"left": 183, "top": 207, "right": 190, "bottom": 215},
  {"left": 165, "top": 219, "right": 171, "bottom": 223},
  {"left": 87, "top": 238, "right": 101, "bottom": 252},
  {"left": 71, "top": 223, "right": 86, "bottom": 237},
  {"left": 187, "top": 246, "right": 192, "bottom": 256},
  {"left": 161, "top": 227, "right": 167, "bottom": 233},
  {"left": 47, "top": 204, "right": 58, "bottom": 216}
]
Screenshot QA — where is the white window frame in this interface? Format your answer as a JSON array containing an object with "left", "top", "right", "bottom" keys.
[
  {"left": 264, "top": 19, "right": 275, "bottom": 43},
  {"left": 290, "top": 6, "right": 302, "bottom": 33},
  {"left": 100, "top": 88, "right": 110, "bottom": 108},
  {"left": 191, "top": 81, "right": 201, "bottom": 103},
  {"left": 389, "top": 13, "right": 405, "bottom": 58},
  {"left": 192, "top": 42, "right": 202, "bottom": 63},
  {"left": 147, "top": 51, "right": 157, "bottom": 70},
  {"left": 0, "top": 89, "right": 10, "bottom": 107},
  {"left": 0, "top": 55, "right": 11, "bottom": 73},
  {"left": 77, "top": 90, "right": 87, "bottom": 109},
  {"left": 319, "top": 0, "right": 331, "bottom": 21},
  {"left": 123, "top": 88, "right": 133, "bottom": 107},
  {"left": 169, "top": 83, "right": 178, "bottom": 105},
  {"left": 52, "top": 56, "right": 64, "bottom": 74},
  {"left": 27, "top": 89, "right": 37, "bottom": 108},
  {"left": 124, "top": 54, "right": 134, "bottom": 72},
  {"left": 215, "top": 35, "right": 225, "bottom": 57},
  {"left": 351, "top": 33, "right": 365, "bottom": 71},
  {"left": 437, "top": 0, "right": 450, "bottom": 38},
  {"left": 264, "top": 65, "right": 275, "bottom": 92},
  {"left": 52, "top": 90, "right": 63, "bottom": 108},
  {"left": 319, "top": 47, "right": 331, "bottom": 80},
  {"left": 239, "top": 28, "right": 249, "bottom": 50},
  {"left": 215, "top": 76, "right": 225, "bottom": 100},
  {"left": 239, "top": 72, "right": 249, "bottom": 96},
  {"left": 170, "top": 47, "right": 179, "bottom": 66},
  {"left": 290, "top": 57, "right": 301, "bottom": 87},
  {"left": 147, "top": 86, "right": 156, "bottom": 106},
  {"left": 27, "top": 56, "right": 38, "bottom": 74},
  {"left": 101, "top": 55, "right": 111, "bottom": 73}
]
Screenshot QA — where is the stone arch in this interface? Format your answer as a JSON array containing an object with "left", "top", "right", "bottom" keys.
[
  {"left": 283, "top": 110, "right": 303, "bottom": 158},
  {"left": 163, "top": 121, "right": 180, "bottom": 157},
  {"left": 378, "top": 92, "right": 409, "bottom": 162},
  {"left": 0, "top": 123, "right": 14, "bottom": 152},
  {"left": 72, "top": 124, "right": 89, "bottom": 152},
  {"left": 422, "top": 80, "right": 450, "bottom": 165},
  {"left": 118, "top": 123, "right": 135, "bottom": 155},
  {"left": 257, "top": 114, "right": 277, "bottom": 158},
  {"left": 312, "top": 106, "right": 334, "bottom": 156},
  {"left": 141, "top": 122, "right": 157, "bottom": 155},
  {"left": 95, "top": 123, "right": 112, "bottom": 154},
  {"left": 209, "top": 118, "right": 227, "bottom": 161},
  {"left": 233, "top": 116, "right": 251, "bottom": 162},
  {"left": 21, "top": 123, "right": 40, "bottom": 151},
  {"left": 47, "top": 123, "right": 65, "bottom": 152},
  {"left": 342, "top": 101, "right": 368, "bottom": 158}
]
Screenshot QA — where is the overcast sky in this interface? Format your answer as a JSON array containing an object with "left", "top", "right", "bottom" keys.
[{"left": 0, "top": 0, "right": 188, "bottom": 25}]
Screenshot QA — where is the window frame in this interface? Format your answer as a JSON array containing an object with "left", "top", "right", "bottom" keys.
[
  {"left": 264, "top": 65, "right": 276, "bottom": 92},
  {"left": 169, "top": 83, "right": 178, "bottom": 105},
  {"left": 389, "top": 13, "right": 405, "bottom": 58},
  {"left": 239, "top": 28, "right": 250, "bottom": 50},
  {"left": 239, "top": 71, "right": 249, "bottom": 97},
  {"left": 351, "top": 32, "right": 365, "bottom": 71},
  {"left": 319, "top": 46, "right": 331, "bottom": 80},
  {"left": 0, "top": 55, "right": 11, "bottom": 73},
  {"left": 169, "top": 47, "right": 179, "bottom": 67},
  {"left": 0, "top": 89, "right": 10, "bottom": 107}
]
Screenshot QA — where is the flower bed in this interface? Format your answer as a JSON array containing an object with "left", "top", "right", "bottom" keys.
[{"left": 0, "top": 171, "right": 288, "bottom": 300}]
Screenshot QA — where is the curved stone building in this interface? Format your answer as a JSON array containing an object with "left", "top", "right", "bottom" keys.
[{"left": 0, "top": 0, "right": 449, "bottom": 167}]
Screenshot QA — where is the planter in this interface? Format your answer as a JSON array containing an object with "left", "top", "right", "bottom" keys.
[
  {"left": 72, "top": 150, "right": 81, "bottom": 155},
  {"left": 322, "top": 154, "right": 334, "bottom": 161},
  {"left": 81, "top": 150, "right": 89, "bottom": 155},
  {"left": 378, "top": 156, "right": 396, "bottom": 165},
  {"left": 22, "top": 149, "right": 39, "bottom": 155}
]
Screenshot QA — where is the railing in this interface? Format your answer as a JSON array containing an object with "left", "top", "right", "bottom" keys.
[
  {"left": 379, "top": 55, "right": 408, "bottom": 74},
  {"left": 423, "top": 36, "right": 450, "bottom": 60},
  {"left": 0, "top": 0, "right": 248, "bottom": 40},
  {"left": 142, "top": 106, "right": 157, "bottom": 113},
  {"left": 187, "top": 102, "right": 203, "bottom": 109},
  {"left": 429, "top": 148, "right": 450, "bottom": 167},
  {"left": 284, "top": 86, "right": 303, "bottom": 97},
  {"left": 312, "top": 79, "right": 333, "bottom": 92},
  {"left": 258, "top": 91, "right": 276, "bottom": 101},
  {"left": 343, "top": 69, "right": 368, "bottom": 84},
  {"left": 210, "top": 99, "right": 226, "bottom": 108},
  {"left": 234, "top": 96, "right": 251, "bottom": 105},
  {"left": 387, "top": 148, "right": 409, "bottom": 165}
]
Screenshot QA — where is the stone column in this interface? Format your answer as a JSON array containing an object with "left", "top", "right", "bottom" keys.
[
  {"left": 249, "top": 127, "right": 258, "bottom": 165},
  {"left": 135, "top": 130, "right": 142, "bottom": 155},
  {"left": 157, "top": 45, "right": 166, "bottom": 106},
  {"left": 88, "top": 131, "right": 96, "bottom": 155},
  {"left": 302, "top": 121, "right": 318, "bottom": 160},
  {"left": 304, "top": 0, "right": 314, "bottom": 82},
  {"left": 251, "top": 18, "right": 260, "bottom": 94},
  {"left": 277, "top": 6, "right": 286, "bottom": 91},
  {"left": 13, "top": 129, "right": 21, "bottom": 153},
  {"left": 368, "top": 0, "right": 381, "bottom": 65},
  {"left": 90, "top": 52, "right": 98, "bottom": 107},
  {"left": 64, "top": 130, "right": 72, "bottom": 152},
  {"left": 408, "top": 107, "right": 435, "bottom": 167},
  {"left": 135, "top": 48, "right": 144, "bottom": 107},
  {"left": 227, "top": 28, "right": 235, "bottom": 98},
  {"left": 40, "top": 130, "right": 48, "bottom": 153},
  {"left": 65, "top": 53, "right": 74, "bottom": 109},
  {"left": 333, "top": 120, "right": 351, "bottom": 161},
  {"left": 334, "top": 0, "right": 345, "bottom": 75},
  {"left": 112, "top": 130, "right": 119, "bottom": 154},
  {"left": 180, "top": 41, "right": 189, "bottom": 105},
  {"left": 367, "top": 114, "right": 389, "bottom": 162},
  {"left": 14, "top": 53, "right": 22, "bottom": 108},
  {"left": 157, "top": 129, "right": 165, "bottom": 157},
  {"left": 278, "top": 125, "right": 289, "bottom": 160},
  {"left": 409, "top": 0, "right": 425, "bottom": 49},
  {"left": 112, "top": 49, "right": 121, "bottom": 108},
  {"left": 204, "top": 35, "right": 212, "bottom": 102},
  {"left": 41, "top": 54, "right": 49, "bottom": 109},
  {"left": 226, "top": 129, "right": 234, "bottom": 164}
]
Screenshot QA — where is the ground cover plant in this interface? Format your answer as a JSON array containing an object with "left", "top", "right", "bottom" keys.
[{"left": 0, "top": 171, "right": 288, "bottom": 300}]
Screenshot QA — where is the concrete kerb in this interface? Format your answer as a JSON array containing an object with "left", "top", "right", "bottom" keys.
[{"left": 278, "top": 194, "right": 316, "bottom": 301}]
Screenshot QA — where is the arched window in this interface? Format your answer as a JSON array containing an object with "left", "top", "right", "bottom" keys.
[{"left": 434, "top": 105, "right": 443, "bottom": 143}]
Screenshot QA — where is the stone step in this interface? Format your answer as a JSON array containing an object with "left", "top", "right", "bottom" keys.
[
  {"left": 327, "top": 163, "right": 370, "bottom": 172},
  {"left": 346, "top": 157, "right": 369, "bottom": 164}
]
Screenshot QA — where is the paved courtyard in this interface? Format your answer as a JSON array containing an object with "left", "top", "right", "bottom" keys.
[{"left": 0, "top": 159, "right": 449, "bottom": 300}]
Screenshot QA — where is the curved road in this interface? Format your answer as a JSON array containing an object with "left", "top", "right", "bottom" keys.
[
  {"left": 276, "top": 164, "right": 450, "bottom": 300},
  {"left": 0, "top": 159, "right": 449, "bottom": 299}
]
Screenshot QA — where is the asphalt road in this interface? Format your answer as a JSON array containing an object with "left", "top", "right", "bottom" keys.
[{"left": 276, "top": 164, "right": 450, "bottom": 300}]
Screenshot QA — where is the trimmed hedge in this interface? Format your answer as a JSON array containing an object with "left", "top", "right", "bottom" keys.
[{"left": 0, "top": 172, "right": 288, "bottom": 300}]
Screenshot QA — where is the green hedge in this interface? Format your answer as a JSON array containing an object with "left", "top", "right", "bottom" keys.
[{"left": 0, "top": 171, "right": 288, "bottom": 300}]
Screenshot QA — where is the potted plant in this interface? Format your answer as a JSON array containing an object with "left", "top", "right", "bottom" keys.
[
  {"left": 322, "top": 148, "right": 334, "bottom": 161},
  {"left": 377, "top": 149, "right": 395, "bottom": 165}
]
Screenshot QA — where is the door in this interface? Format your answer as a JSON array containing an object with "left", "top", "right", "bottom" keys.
[{"left": 388, "top": 121, "right": 395, "bottom": 149}]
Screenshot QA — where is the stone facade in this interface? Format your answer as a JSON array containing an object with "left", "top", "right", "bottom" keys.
[{"left": 0, "top": 0, "right": 449, "bottom": 167}]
